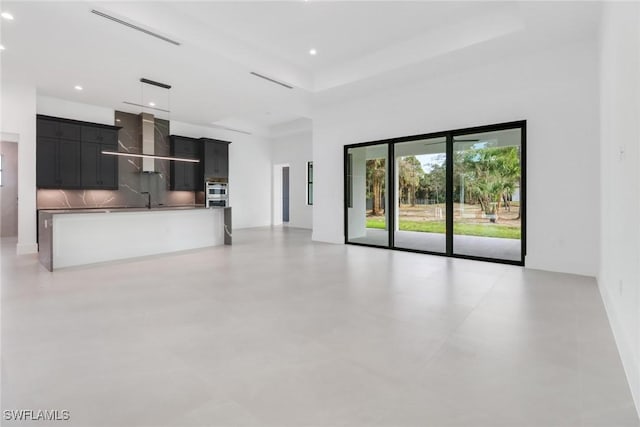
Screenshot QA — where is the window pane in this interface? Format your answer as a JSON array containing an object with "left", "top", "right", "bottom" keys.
[
  {"left": 394, "top": 137, "right": 447, "bottom": 253},
  {"left": 453, "top": 128, "right": 522, "bottom": 261},
  {"left": 346, "top": 144, "right": 389, "bottom": 247},
  {"left": 346, "top": 154, "right": 353, "bottom": 208},
  {"left": 307, "top": 162, "right": 313, "bottom": 205}
]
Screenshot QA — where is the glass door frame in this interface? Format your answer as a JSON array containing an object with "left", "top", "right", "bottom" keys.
[{"left": 343, "top": 120, "right": 526, "bottom": 266}]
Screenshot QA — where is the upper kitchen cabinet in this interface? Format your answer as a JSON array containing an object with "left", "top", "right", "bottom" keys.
[
  {"left": 171, "top": 136, "right": 200, "bottom": 157},
  {"left": 36, "top": 137, "right": 82, "bottom": 188},
  {"left": 37, "top": 117, "right": 82, "bottom": 141},
  {"left": 169, "top": 135, "right": 200, "bottom": 191},
  {"left": 81, "top": 126, "right": 118, "bottom": 145},
  {"left": 36, "top": 115, "right": 120, "bottom": 190},
  {"left": 36, "top": 116, "right": 82, "bottom": 188},
  {"left": 80, "top": 125, "right": 119, "bottom": 189},
  {"left": 80, "top": 141, "right": 118, "bottom": 189},
  {"left": 202, "top": 138, "right": 230, "bottom": 180}
]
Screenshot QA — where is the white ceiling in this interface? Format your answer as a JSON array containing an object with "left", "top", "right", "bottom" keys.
[
  {"left": 171, "top": 1, "right": 488, "bottom": 71},
  {"left": 0, "top": 1, "right": 601, "bottom": 134}
]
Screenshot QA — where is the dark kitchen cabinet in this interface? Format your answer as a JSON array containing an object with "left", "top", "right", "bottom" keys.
[
  {"left": 172, "top": 136, "right": 199, "bottom": 156},
  {"left": 37, "top": 118, "right": 81, "bottom": 141},
  {"left": 202, "top": 139, "right": 230, "bottom": 180},
  {"left": 80, "top": 127, "right": 118, "bottom": 189},
  {"left": 36, "top": 137, "right": 81, "bottom": 188},
  {"left": 36, "top": 137, "right": 60, "bottom": 188},
  {"left": 170, "top": 136, "right": 200, "bottom": 191},
  {"left": 172, "top": 162, "right": 197, "bottom": 190},
  {"left": 36, "top": 115, "right": 120, "bottom": 190},
  {"left": 81, "top": 126, "right": 118, "bottom": 145},
  {"left": 58, "top": 140, "right": 82, "bottom": 187},
  {"left": 80, "top": 141, "right": 118, "bottom": 189},
  {"left": 168, "top": 135, "right": 231, "bottom": 191}
]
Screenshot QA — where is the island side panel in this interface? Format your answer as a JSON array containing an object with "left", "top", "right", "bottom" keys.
[
  {"left": 51, "top": 209, "right": 224, "bottom": 269},
  {"left": 38, "top": 212, "right": 53, "bottom": 271},
  {"left": 224, "top": 207, "right": 232, "bottom": 245}
]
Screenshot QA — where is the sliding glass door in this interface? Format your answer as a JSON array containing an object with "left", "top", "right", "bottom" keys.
[
  {"left": 346, "top": 143, "right": 390, "bottom": 247},
  {"left": 394, "top": 137, "right": 447, "bottom": 253},
  {"left": 344, "top": 121, "right": 526, "bottom": 265},
  {"left": 452, "top": 128, "right": 523, "bottom": 262}
]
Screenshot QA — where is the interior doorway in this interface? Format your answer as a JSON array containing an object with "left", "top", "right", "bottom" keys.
[
  {"left": 272, "top": 163, "right": 290, "bottom": 226},
  {"left": 0, "top": 140, "right": 19, "bottom": 237}
]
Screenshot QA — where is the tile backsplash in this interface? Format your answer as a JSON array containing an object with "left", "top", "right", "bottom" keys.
[{"left": 36, "top": 111, "right": 198, "bottom": 209}]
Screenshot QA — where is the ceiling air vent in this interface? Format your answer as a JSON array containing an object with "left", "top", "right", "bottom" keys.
[
  {"left": 91, "top": 9, "right": 181, "bottom": 46},
  {"left": 250, "top": 72, "right": 294, "bottom": 89}
]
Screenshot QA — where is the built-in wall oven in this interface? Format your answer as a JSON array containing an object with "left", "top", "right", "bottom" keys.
[{"left": 205, "top": 180, "right": 228, "bottom": 208}]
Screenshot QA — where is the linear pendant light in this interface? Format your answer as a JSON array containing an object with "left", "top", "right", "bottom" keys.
[{"left": 101, "top": 150, "right": 200, "bottom": 163}]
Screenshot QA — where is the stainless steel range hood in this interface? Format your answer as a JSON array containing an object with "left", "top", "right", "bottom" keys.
[{"left": 140, "top": 112, "right": 156, "bottom": 173}]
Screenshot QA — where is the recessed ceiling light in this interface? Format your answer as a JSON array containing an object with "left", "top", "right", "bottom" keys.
[
  {"left": 0, "top": 45, "right": 5, "bottom": 51},
  {"left": 1, "top": 12, "right": 14, "bottom": 20},
  {"left": 148, "top": 102, "right": 156, "bottom": 107},
  {"left": 309, "top": 48, "right": 317, "bottom": 56},
  {"left": 74, "top": 85, "right": 83, "bottom": 91}
]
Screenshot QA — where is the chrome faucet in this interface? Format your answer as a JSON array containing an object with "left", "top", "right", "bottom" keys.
[{"left": 141, "top": 192, "right": 151, "bottom": 209}]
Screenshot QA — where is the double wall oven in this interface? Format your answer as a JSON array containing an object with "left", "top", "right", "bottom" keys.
[{"left": 205, "top": 180, "right": 228, "bottom": 208}]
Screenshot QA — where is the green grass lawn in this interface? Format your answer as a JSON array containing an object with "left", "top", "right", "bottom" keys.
[{"left": 366, "top": 219, "right": 521, "bottom": 239}]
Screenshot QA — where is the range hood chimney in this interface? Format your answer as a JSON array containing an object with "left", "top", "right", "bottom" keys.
[{"left": 140, "top": 112, "right": 156, "bottom": 173}]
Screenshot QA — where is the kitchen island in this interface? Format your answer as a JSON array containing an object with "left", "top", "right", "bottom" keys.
[{"left": 38, "top": 206, "right": 231, "bottom": 271}]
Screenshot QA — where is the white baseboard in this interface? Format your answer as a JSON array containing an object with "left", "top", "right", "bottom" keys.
[
  {"left": 16, "top": 243, "right": 38, "bottom": 255},
  {"left": 598, "top": 277, "right": 640, "bottom": 419}
]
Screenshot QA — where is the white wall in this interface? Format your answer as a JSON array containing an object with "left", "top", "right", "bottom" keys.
[
  {"left": 170, "top": 121, "right": 272, "bottom": 229},
  {"left": 271, "top": 130, "right": 313, "bottom": 229},
  {"left": 313, "top": 40, "right": 600, "bottom": 277},
  {"left": 1, "top": 79, "right": 37, "bottom": 254},
  {"left": 37, "top": 96, "right": 114, "bottom": 125},
  {"left": 598, "top": 2, "right": 640, "bottom": 414}
]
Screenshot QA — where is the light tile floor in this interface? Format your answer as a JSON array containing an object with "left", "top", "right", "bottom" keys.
[{"left": 1, "top": 227, "right": 638, "bottom": 426}]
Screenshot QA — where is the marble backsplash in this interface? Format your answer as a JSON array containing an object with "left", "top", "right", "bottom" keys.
[{"left": 36, "top": 111, "right": 199, "bottom": 209}]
